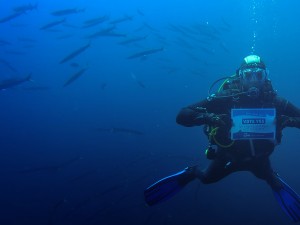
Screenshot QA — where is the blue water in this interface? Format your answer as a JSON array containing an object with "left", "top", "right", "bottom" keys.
[{"left": 1, "top": 0, "right": 300, "bottom": 224}]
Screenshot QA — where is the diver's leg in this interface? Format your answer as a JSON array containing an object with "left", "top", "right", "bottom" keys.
[
  {"left": 251, "top": 158, "right": 300, "bottom": 222},
  {"left": 195, "top": 157, "right": 236, "bottom": 184},
  {"left": 144, "top": 149, "right": 236, "bottom": 205},
  {"left": 250, "top": 157, "right": 274, "bottom": 182}
]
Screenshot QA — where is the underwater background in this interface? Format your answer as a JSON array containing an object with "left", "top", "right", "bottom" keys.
[{"left": 1, "top": 0, "right": 300, "bottom": 224}]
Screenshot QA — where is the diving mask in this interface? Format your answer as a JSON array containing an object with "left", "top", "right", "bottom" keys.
[{"left": 241, "top": 68, "right": 267, "bottom": 82}]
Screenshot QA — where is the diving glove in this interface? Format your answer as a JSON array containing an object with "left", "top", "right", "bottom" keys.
[
  {"left": 201, "top": 113, "right": 227, "bottom": 127},
  {"left": 280, "top": 115, "right": 300, "bottom": 128}
]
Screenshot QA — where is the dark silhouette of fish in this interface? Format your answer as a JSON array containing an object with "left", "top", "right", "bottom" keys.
[
  {"left": 118, "top": 35, "right": 147, "bottom": 45},
  {"left": 48, "top": 197, "right": 67, "bottom": 225},
  {"left": 137, "top": 9, "right": 145, "bottom": 16},
  {"left": 59, "top": 42, "right": 90, "bottom": 64},
  {"left": 127, "top": 47, "right": 164, "bottom": 59},
  {"left": 0, "top": 39, "right": 12, "bottom": 46},
  {"left": 68, "top": 169, "right": 98, "bottom": 183},
  {"left": 84, "top": 15, "right": 109, "bottom": 25},
  {"left": 51, "top": 8, "right": 85, "bottom": 16},
  {"left": 0, "top": 58, "right": 18, "bottom": 73},
  {"left": 56, "top": 34, "right": 74, "bottom": 40},
  {"left": 82, "top": 15, "right": 109, "bottom": 28},
  {"left": 0, "top": 12, "right": 24, "bottom": 24},
  {"left": 0, "top": 74, "right": 31, "bottom": 90},
  {"left": 136, "top": 80, "right": 146, "bottom": 88},
  {"left": 86, "top": 26, "right": 115, "bottom": 38},
  {"left": 18, "top": 37, "right": 38, "bottom": 43},
  {"left": 9, "top": 23, "right": 28, "bottom": 28},
  {"left": 220, "top": 17, "right": 232, "bottom": 31},
  {"left": 70, "top": 62, "right": 80, "bottom": 68},
  {"left": 5, "top": 50, "right": 26, "bottom": 55},
  {"left": 142, "top": 22, "right": 158, "bottom": 32},
  {"left": 95, "top": 127, "right": 144, "bottom": 135},
  {"left": 99, "top": 32, "right": 126, "bottom": 37},
  {"left": 131, "top": 72, "right": 146, "bottom": 88},
  {"left": 86, "top": 27, "right": 126, "bottom": 39},
  {"left": 66, "top": 184, "right": 122, "bottom": 217},
  {"left": 40, "top": 18, "right": 66, "bottom": 30},
  {"left": 100, "top": 83, "right": 107, "bottom": 90},
  {"left": 109, "top": 15, "right": 133, "bottom": 25},
  {"left": 13, "top": 3, "right": 38, "bottom": 13},
  {"left": 22, "top": 86, "right": 51, "bottom": 91},
  {"left": 63, "top": 68, "right": 88, "bottom": 87},
  {"left": 19, "top": 156, "right": 83, "bottom": 174}
]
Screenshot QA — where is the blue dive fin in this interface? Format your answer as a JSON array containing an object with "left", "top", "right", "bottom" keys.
[
  {"left": 144, "top": 167, "right": 196, "bottom": 206},
  {"left": 272, "top": 174, "right": 300, "bottom": 222}
]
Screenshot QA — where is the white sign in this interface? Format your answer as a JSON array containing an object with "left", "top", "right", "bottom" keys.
[{"left": 231, "top": 108, "right": 276, "bottom": 140}]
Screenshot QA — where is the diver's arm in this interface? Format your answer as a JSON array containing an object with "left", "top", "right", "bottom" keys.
[
  {"left": 279, "top": 98, "right": 300, "bottom": 128},
  {"left": 176, "top": 100, "right": 208, "bottom": 127}
]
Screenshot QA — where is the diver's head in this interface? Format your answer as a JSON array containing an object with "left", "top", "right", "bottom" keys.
[{"left": 238, "top": 55, "right": 268, "bottom": 98}]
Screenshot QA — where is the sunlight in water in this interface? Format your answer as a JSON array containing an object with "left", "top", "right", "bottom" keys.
[
  {"left": 250, "top": 0, "right": 278, "bottom": 53},
  {"left": 250, "top": 0, "right": 258, "bottom": 54}
]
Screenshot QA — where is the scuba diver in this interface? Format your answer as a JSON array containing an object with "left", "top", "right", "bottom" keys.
[{"left": 144, "top": 55, "right": 300, "bottom": 222}]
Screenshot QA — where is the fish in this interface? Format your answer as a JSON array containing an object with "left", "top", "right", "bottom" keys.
[
  {"left": 56, "top": 34, "right": 74, "bottom": 40},
  {"left": 40, "top": 18, "right": 66, "bottom": 30},
  {"left": 118, "top": 35, "right": 147, "bottom": 45},
  {"left": 192, "top": 23, "right": 220, "bottom": 40},
  {"left": 63, "top": 68, "right": 88, "bottom": 87},
  {"left": 220, "top": 17, "right": 232, "bottom": 32},
  {"left": 22, "top": 86, "right": 51, "bottom": 91},
  {"left": 0, "top": 12, "right": 24, "bottom": 24},
  {"left": 131, "top": 72, "right": 146, "bottom": 88},
  {"left": 97, "top": 32, "right": 126, "bottom": 37},
  {"left": 0, "top": 74, "right": 31, "bottom": 90},
  {"left": 82, "top": 15, "right": 109, "bottom": 28},
  {"left": 5, "top": 50, "right": 27, "bottom": 55},
  {"left": 109, "top": 15, "right": 133, "bottom": 25},
  {"left": 62, "top": 23, "right": 80, "bottom": 29},
  {"left": 86, "top": 27, "right": 126, "bottom": 39},
  {"left": 167, "top": 23, "right": 187, "bottom": 35},
  {"left": 18, "top": 37, "right": 38, "bottom": 43},
  {"left": 219, "top": 41, "right": 230, "bottom": 53},
  {"left": 20, "top": 166, "right": 61, "bottom": 174},
  {"left": 65, "top": 184, "right": 122, "bottom": 220},
  {"left": 0, "top": 39, "right": 12, "bottom": 46},
  {"left": 19, "top": 156, "right": 83, "bottom": 174},
  {"left": 13, "top": 3, "right": 38, "bottom": 13},
  {"left": 137, "top": 9, "right": 145, "bottom": 16},
  {"left": 173, "top": 37, "right": 193, "bottom": 49},
  {"left": 10, "top": 23, "right": 28, "bottom": 28},
  {"left": 48, "top": 198, "right": 67, "bottom": 225},
  {"left": 42, "top": 29, "right": 62, "bottom": 33},
  {"left": 22, "top": 44, "right": 35, "bottom": 49},
  {"left": 86, "top": 26, "right": 115, "bottom": 38},
  {"left": 0, "top": 58, "right": 18, "bottom": 73},
  {"left": 59, "top": 42, "right": 90, "bottom": 64},
  {"left": 100, "top": 83, "right": 107, "bottom": 90},
  {"left": 70, "top": 62, "right": 80, "bottom": 68},
  {"left": 68, "top": 169, "right": 98, "bottom": 183},
  {"left": 127, "top": 47, "right": 164, "bottom": 59},
  {"left": 136, "top": 80, "right": 146, "bottom": 88},
  {"left": 136, "top": 22, "right": 158, "bottom": 32},
  {"left": 51, "top": 8, "right": 85, "bottom": 16},
  {"left": 84, "top": 15, "right": 109, "bottom": 25},
  {"left": 95, "top": 127, "right": 144, "bottom": 135}
]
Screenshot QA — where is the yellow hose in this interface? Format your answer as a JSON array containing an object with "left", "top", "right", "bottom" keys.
[{"left": 209, "top": 127, "right": 234, "bottom": 148}]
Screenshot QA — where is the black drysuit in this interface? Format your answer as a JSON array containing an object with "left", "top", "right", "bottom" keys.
[{"left": 176, "top": 93, "right": 300, "bottom": 188}]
